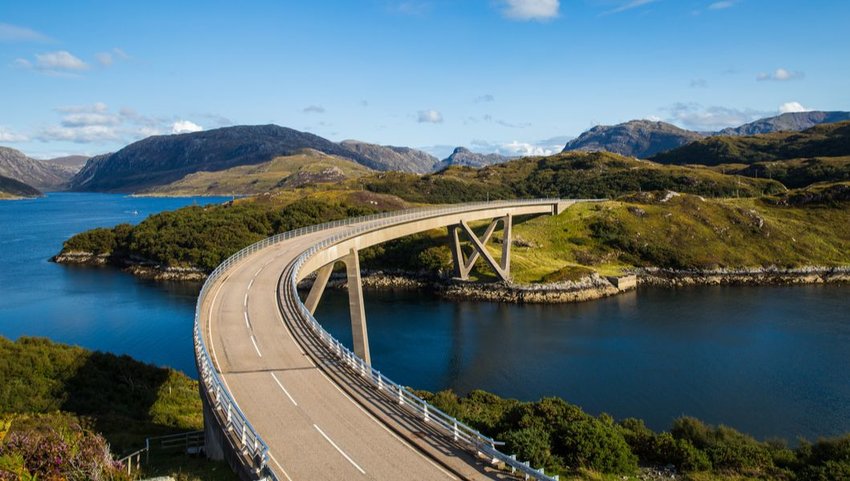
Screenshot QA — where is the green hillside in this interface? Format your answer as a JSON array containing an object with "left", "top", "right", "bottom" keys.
[
  {"left": 0, "top": 336, "right": 233, "bottom": 480},
  {"left": 361, "top": 151, "right": 785, "bottom": 202},
  {"left": 141, "top": 149, "right": 373, "bottom": 196},
  {"left": 652, "top": 121, "right": 850, "bottom": 167}
]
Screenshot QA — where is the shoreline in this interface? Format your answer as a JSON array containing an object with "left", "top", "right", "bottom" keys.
[{"left": 53, "top": 251, "right": 850, "bottom": 303}]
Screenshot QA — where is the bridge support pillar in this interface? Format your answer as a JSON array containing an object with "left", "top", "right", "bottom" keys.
[
  {"left": 342, "top": 248, "right": 371, "bottom": 365},
  {"left": 448, "top": 214, "right": 513, "bottom": 282},
  {"left": 305, "top": 263, "right": 334, "bottom": 314}
]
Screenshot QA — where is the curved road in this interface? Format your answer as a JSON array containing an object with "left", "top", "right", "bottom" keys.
[
  {"left": 201, "top": 226, "right": 494, "bottom": 480},
  {"left": 199, "top": 201, "right": 577, "bottom": 480}
]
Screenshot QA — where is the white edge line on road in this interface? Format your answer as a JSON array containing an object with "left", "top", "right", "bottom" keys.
[
  {"left": 244, "top": 311, "right": 251, "bottom": 329},
  {"left": 313, "top": 424, "right": 366, "bottom": 475},
  {"left": 207, "top": 278, "right": 240, "bottom": 410},
  {"left": 267, "top": 451, "right": 295, "bottom": 481},
  {"left": 314, "top": 368, "right": 457, "bottom": 480},
  {"left": 270, "top": 372, "right": 298, "bottom": 406},
  {"left": 250, "top": 334, "right": 263, "bottom": 357},
  {"left": 244, "top": 293, "right": 248, "bottom": 307}
]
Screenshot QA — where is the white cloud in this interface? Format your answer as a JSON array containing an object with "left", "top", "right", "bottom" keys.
[
  {"left": 302, "top": 105, "right": 326, "bottom": 114},
  {"left": 603, "top": 0, "right": 660, "bottom": 15},
  {"left": 474, "top": 94, "right": 495, "bottom": 103},
  {"left": 470, "top": 136, "right": 571, "bottom": 157},
  {"left": 55, "top": 102, "right": 109, "bottom": 114},
  {"left": 708, "top": 0, "right": 738, "bottom": 9},
  {"left": 690, "top": 78, "right": 708, "bottom": 88},
  {"left": 779, "top": 102, "right": 810, "bottom": 114},
  {"left": 0, "top": 127, "right": 28, "bottom": 142},
  {"left": 499, "top": 0, "right": 560, "bottom": 21},
  {"left": 61, "top": 113, "right": 120, "bottom": 128},
  {"left": 0, "top": 23, "right": 50, "bottom": 42},
  {"left": 172, "top": 120, "right": 203, "bottom": 134},
  {"left": 38, "top": 125, "right": 120, "bottom": 143},
  {"left": 417, "top": 109, "right": 444, "bottom": 124},
  {"left": 757, "top": 68, "right": 804, "bottom": 82},
  {"left": 33, "top": 102, "right": 215, "bottom": 144},
  {"left": 665, "top": 102, "right": 769, "bottom": 131},
  {"left": 35, "top": 51, "right": 88, "bottom": 71}
]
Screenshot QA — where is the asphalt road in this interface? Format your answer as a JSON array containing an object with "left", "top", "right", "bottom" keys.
[{"left": 201, "top": 227, "right": 503, "bottom": 481}]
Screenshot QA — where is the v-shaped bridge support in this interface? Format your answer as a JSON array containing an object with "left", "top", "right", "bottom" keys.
[{"left": 448, "top": 214, "right": 512, "bottom": 282}]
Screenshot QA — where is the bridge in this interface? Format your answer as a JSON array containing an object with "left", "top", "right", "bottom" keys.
[{"left": 194, "top": 199, "right": 589, "bottom": 481}]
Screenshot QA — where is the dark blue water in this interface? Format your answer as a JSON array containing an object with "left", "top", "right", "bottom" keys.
[
  {"left": 0, "top": 193, "right": 229, "bottom": 375},
  {"left": 2, "top": 193, "right": 849, "bottom": 442},
  {"left": 315, "top": 285, "right": 850, "bottom": 442}
]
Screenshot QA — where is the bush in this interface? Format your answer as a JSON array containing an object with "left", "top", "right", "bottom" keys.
[{"left": 0, "top": 413, "right": 130, "bottom": 481}]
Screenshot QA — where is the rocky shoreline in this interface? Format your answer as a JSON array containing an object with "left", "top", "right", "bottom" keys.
[
  {"left": 53, "top": 250, "right": 850, "bottom": 303},
  {"left": 637, "top": 266, "right": 850, "bottom": 287},
  {"left": 51, "top": 251, "right": 206, "bottom": 282}
]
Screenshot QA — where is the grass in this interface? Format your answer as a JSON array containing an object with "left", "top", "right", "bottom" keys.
[
  {"left": 358, "top": 193, "right": 850, "bottom": 283},
  {"left": 142, "top": 150, "right": 373, "bottom": 196},
  {"left": 652, "top": 121, "right": 850, "bottom": 167},
  {"left": 0, "top": 336, "right": 236, "bottom": 480}
]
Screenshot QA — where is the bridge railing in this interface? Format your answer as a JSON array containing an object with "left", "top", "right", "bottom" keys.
[
  {"left": 287, "top": 200, "right": 564, "bottom": 481},
  {"left": 195, "top": 199, "right": 568, "bottom": 481}
]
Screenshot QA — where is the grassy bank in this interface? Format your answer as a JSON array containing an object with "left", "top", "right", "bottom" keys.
[
  {"left": 4, "top": 336, "right": 850, "bottom": 481},
  {"left": 419, "top": 389, "right": 850, "bottom": 481},
  {"left": 0, "top": 336, "right": 234, "bottom": 480}
]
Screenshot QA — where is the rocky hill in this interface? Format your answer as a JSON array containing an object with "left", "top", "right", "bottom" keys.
[
  {"left": 142, "top": 149, "right": 373, "bottom": 196},
  {"left": 562, "top": 120, "right": 705, "bottom": 159},
  {"left": 41, "top": 155, "right": 89, "bottom": 175},
  {"left": 339, "top": 140, "right": 438, "bottom": 173},
  {"left": 69, "top": 125, "right": 373, "bottom": 193},
  {"left": 0, "top": 174, "right": 42, "bottom": 199},
  {"left": 719, "top": 111, "right": 850, "bottom": 136},
  {"left": 651, "top": 121, "right": 850, "bottom": 166},
  {"left": 435, "top": 147, "right": 513, "bottom": 170},
  {"left": 0, "top": 147, "right": 73, "bottom": 190}
]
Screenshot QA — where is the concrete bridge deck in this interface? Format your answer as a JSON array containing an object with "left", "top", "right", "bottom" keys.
[{"left": 195, "top": 200, "right": 589, "bottom": 480}]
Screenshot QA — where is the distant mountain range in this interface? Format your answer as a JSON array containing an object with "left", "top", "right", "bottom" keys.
[
  {"left": 339, "top": 140, "right": 439, "bottom": 173},
  {"left": 1, "top": 109, "right": 848, "bottom": 195},
  {"left": 652, "top": 121, "right": 850, "bottom": 166},
  {"left": 435, "top": 147, "right": 514, "bottom": 170},
  {"left": 562, "top": 120, "right": 705, "bottom": 159},
  {"left": 562, "top": 111, "right": 850, "bottom": 159},
  {"left": 718, "top": 111, "right": 850, "bottom": 136},
  {"left": 0, "top": 147, "right": 74, "bottom": 191},
  {"left": 71, "top": 125, "right": 376, "bottom": 192}
]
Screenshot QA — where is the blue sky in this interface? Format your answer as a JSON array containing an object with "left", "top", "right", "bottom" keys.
[{"left": 1, "top": 0, "right": 848, "bottom": 159}]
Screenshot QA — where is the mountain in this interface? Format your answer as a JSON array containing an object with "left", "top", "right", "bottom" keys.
[
  {"left": 141, "top": 149, "right": 372, "bottom": 196},
  {"left": 0, "top": 147, "right": 72, "bottom": 190},
  {"left": 69, "top": 125, "right": 373, "bottom": 193},
  {"left": 562, "top": 120, "right": 705, "bottom": 159},
  {"left": 435, "top": 147, "right": 513, "bottom": 170},
  {"left": 41, "top": 155, "right": 89, "bottom": 175},
  {"left": 339, "top": 140, "right": 438, "bottom": 173},
  {"left": 719, "top": 111, "right": 850, "bottom": 136},
  {"left": 651, "top": 121, "right": 850, "bottom": 167},
  {"left": 0, "top": 174, "right": 42, "bottom": 199}
]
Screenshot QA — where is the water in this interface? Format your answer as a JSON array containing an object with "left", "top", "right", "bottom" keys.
[
  {"left": 2, "top": 193, "right": 848, "bottom": 442},
  {"left": 315, "top": 285, "right": 850, "bottom": 442},
  {"left": 0, "top": 193, "right": 229, "bottom": 376}
]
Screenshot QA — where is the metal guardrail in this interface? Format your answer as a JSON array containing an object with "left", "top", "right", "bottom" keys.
[{"left": 194, "top": 199, "right": 572, "bottom": 481}]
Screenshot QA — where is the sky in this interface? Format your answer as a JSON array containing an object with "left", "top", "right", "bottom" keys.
[{"left": 1, "top": 0, "right": 848, "bottom": 159}]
